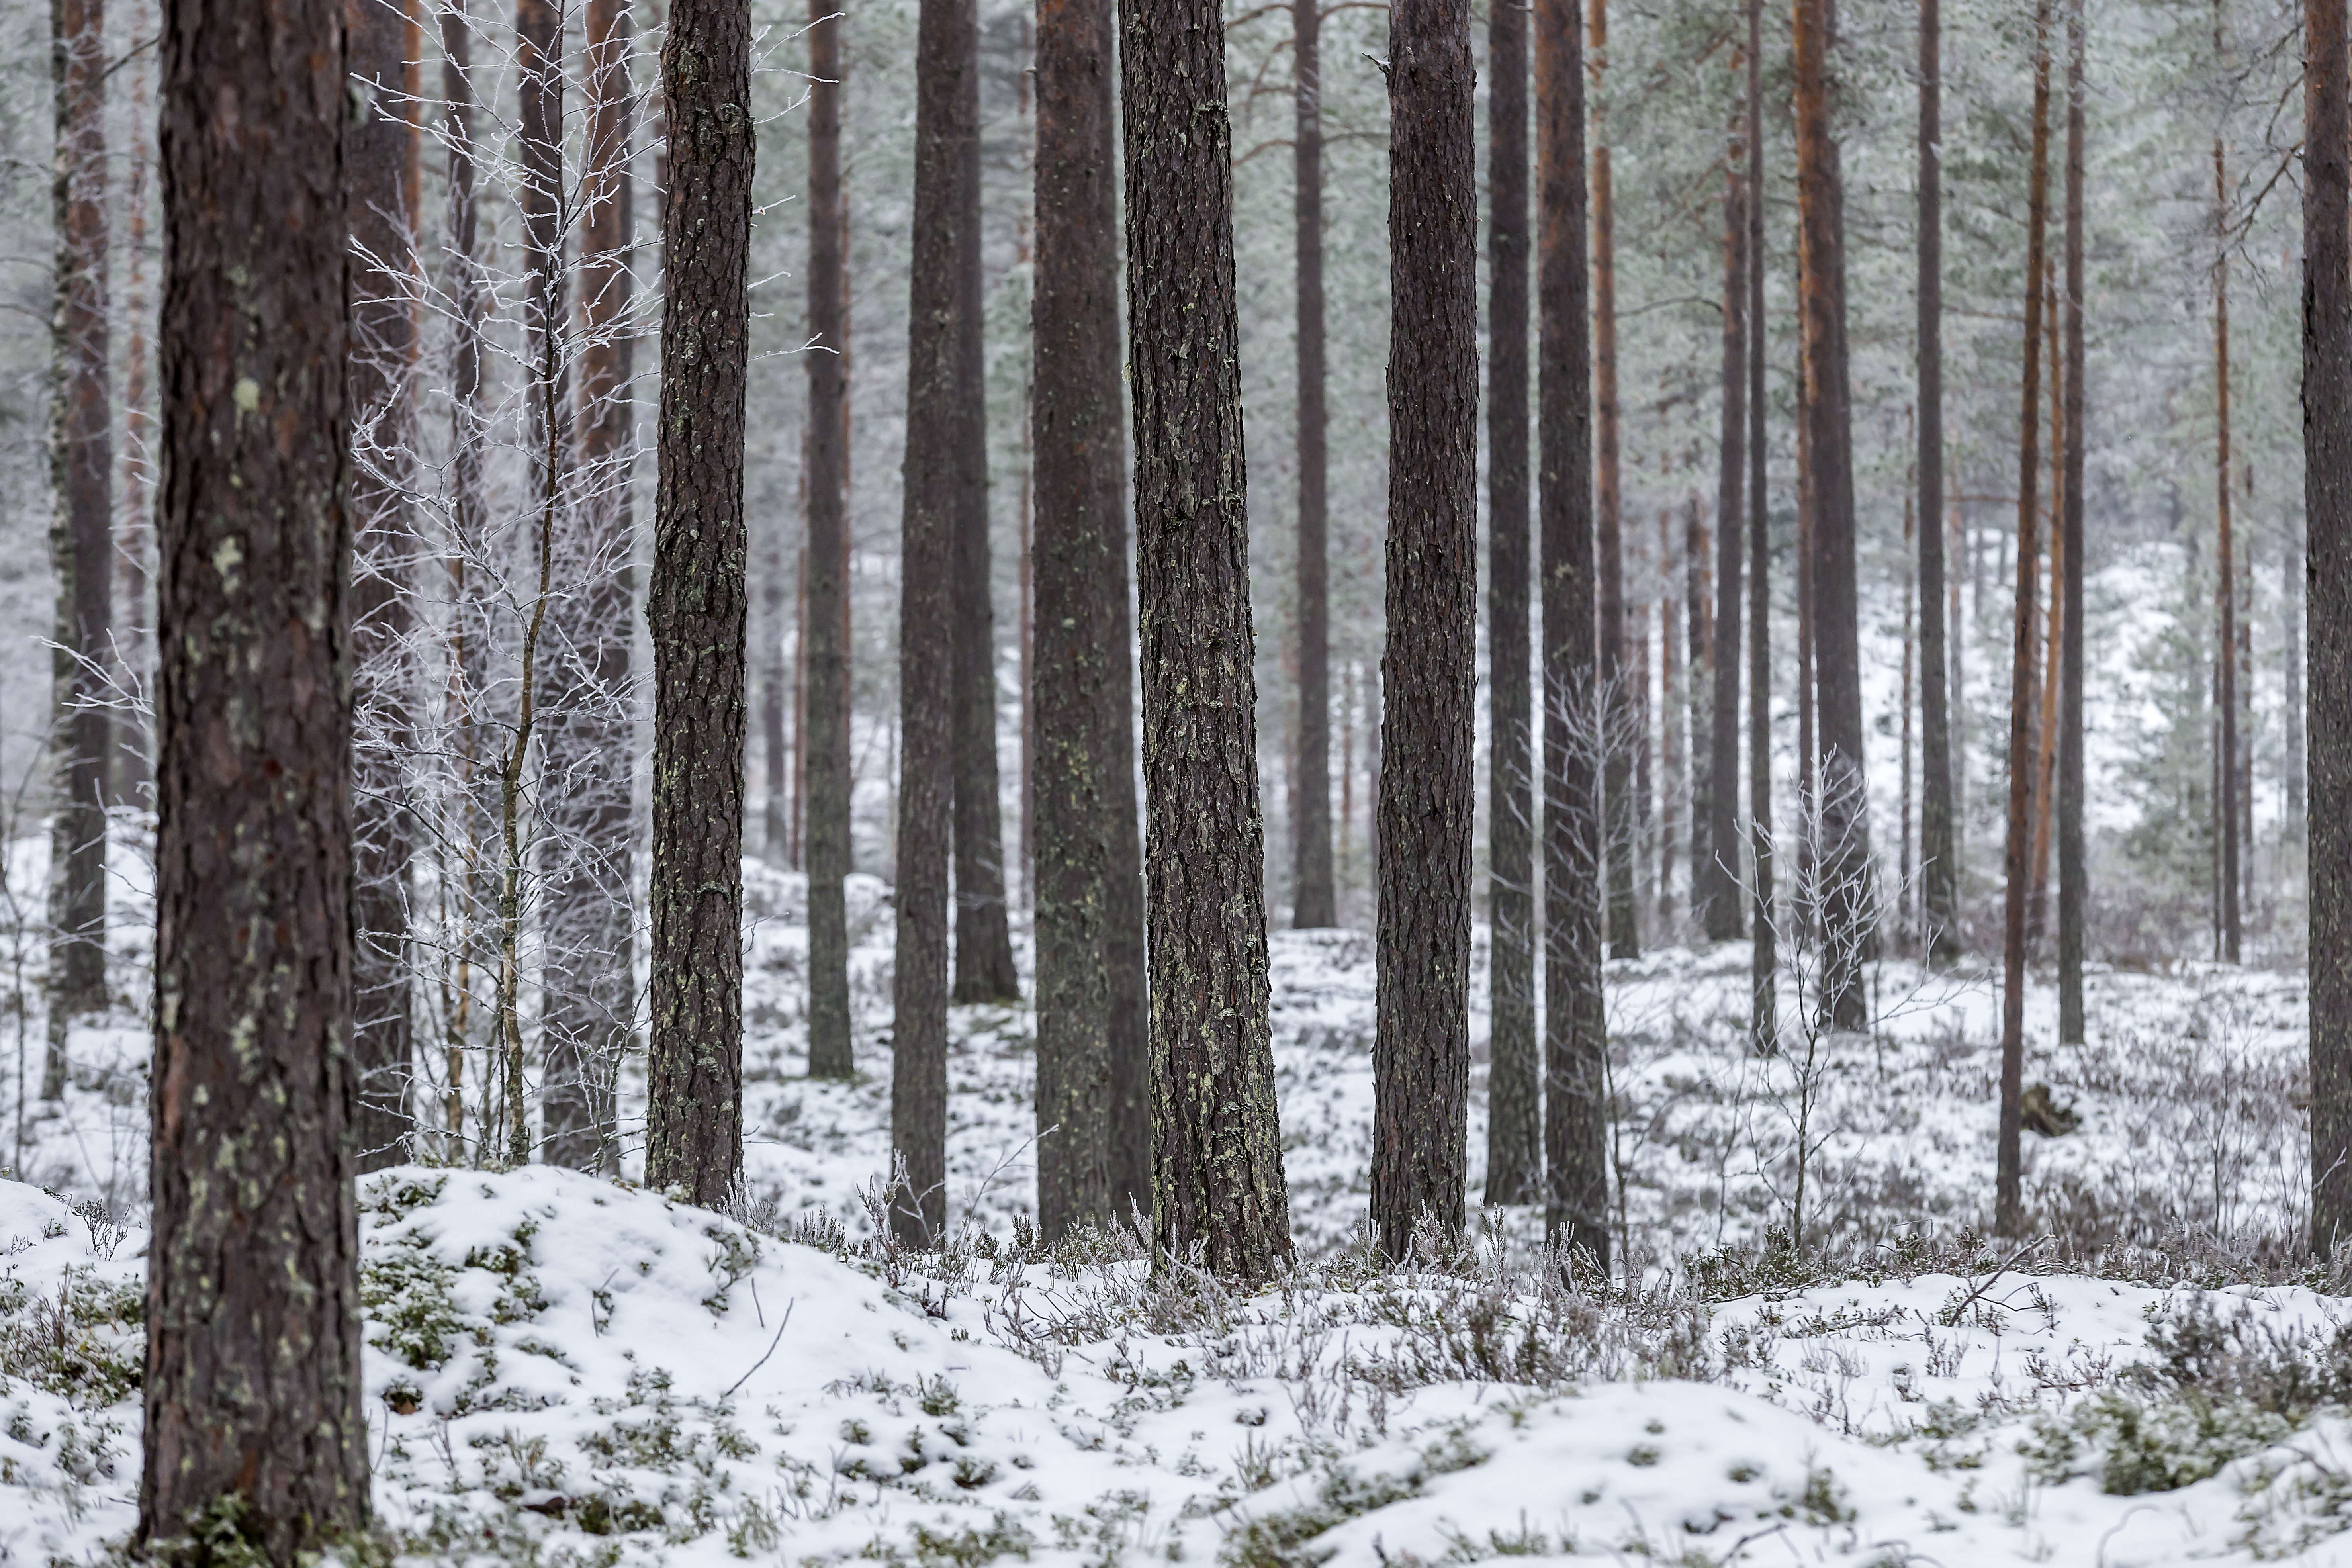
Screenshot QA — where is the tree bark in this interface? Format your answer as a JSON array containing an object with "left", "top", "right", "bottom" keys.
[
  {"left": 1996, "top": 0, "right": 2052, "bottom": 1237},
  {"left": 763, "top": 513, "right": 790, "bottom": 859},
  {"left": 889, "top": 0, "right": 976, "bottom": 1245},
  {"left": 2306, "top": 0, "right": 2352, "bottom": 1259},
  {"left": 1918, "top": 0, "right": 1957, "bottom": 961},
  {"left": 949, "top": 49, "right": 1020, "bottom": 1002},
  {"left": 2058, "top": 10, "right": 2086, "bottom": 1042},
  {"left": 1704, "top": 83, "right": 1746, "bottom": 944},
  {"left": 804, "top": 1, "right": 854, "bottom": 1078},
  {"left": 1658, "top": 513, "right": 1680, "bottom": 927},
  {"left": 1745, "top": 0, "right": 1777, "bottom": 1049},
  {"left": 645, "top": 0, "right": 753, "bottom": 1207},
  {"left": 1793, "top": 0, "right": 1869, "bottom": 1031},
  {"left": 2213, "top": 30, "right": 2241, "bottom": 965},
  {"left": 1484, "top": 0, "right": 1537, "bottom": 1207},
  {"left": 344, "top": 0, "right": 416, "bottom": 1165},
  {"left": 139, "top": 0, "right": 368, "bottom": 1543},
  {"left": 1537, "top": 0, "right": 1607, "bottom": 1267},
  {"left": 543, "top": 0, "right": 639, "bottom": 1172},
  {"left": 1103, "top": 465, "right": 1151, "bottom": 1222},
  {"left": 1591, "top": 0, "right": 1632, "bottom": 960},
  {"left": 1372, "top": 0, "right": 1475, "bottom": 1261},
  {"left": 1291, "top": 0, "right": 1336, "bottom": 930},
  {"left": 1033, "top": 0, "right": 1123, "bottom": 1239},
  {"left": 43, "top": 0, "right": 112, "bottom": 1096}
]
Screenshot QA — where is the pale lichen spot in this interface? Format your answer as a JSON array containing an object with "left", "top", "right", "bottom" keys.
[{"left": 234, "top": 376, "right": 260, "bottom": 415}]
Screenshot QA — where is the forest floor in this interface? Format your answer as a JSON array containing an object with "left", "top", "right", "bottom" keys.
[{"left": 0, "top": 846, "right": 2345, "bottom": 1564}]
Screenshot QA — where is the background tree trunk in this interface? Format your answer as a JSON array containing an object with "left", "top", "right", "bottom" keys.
[
  {"left": 2059, "top": 7, "right": 2087, "bottom": 1042},
  {"left": 2213, "top": 33, "right": 2241, "bottom": 964},
  {"left": 1745, "top": 0, "right": 1777, "bottom": 1048},
  {"left": 1793, "top": 0, "right": 1870, "bottom": 1031},
  {"left": 543, "top": 0, "right": 639, "bottom": 1172},
  {"left": 1103, "top": 460, "right": 1151, "bottom": 1221},
  {"left": 1031, "top": 0, "right": 1119, "bottom": 1241},
  {"left": 2304, "top": 0, "right": 2352, "bottom": 1258},
  {"left": 1538, "top": 0, "right": 1608, "bottom": 1268},
  {"left": 42, "top": 0, "right": 111, "bottom": 1098},
  {"left": 646, "top": 0, "right": 753, "bottom": 1206},
  {"left": 763, "top": 513, "right": 790, "bottom": 859},
  {"left": 804, "top": 0, "right": 855, "bottom": 1079},
  {"left": 1484, "top": 0, "right": 1538, "bottom": 1207},
  {"left": 1997, "top": 0, "right": 2053, "bottom": 1236},
  {"left": 1591, "top": 0, "right": 1634, "bottom": 960},
  {"left": 1704, "top": 88, "right": 1746, "bottom": 944},
  {"left": 344, "top": 0, "right": 416, "bottom": 1165},
  {"left": 1372, "top": 0, "right": 1475, "bottom": 1260},
  {"left": 139, "top": 0, "right": 368, "bottom": 1541},
  {"left": 1291, "top": 0, "right": 1336, "bottom": 929},
  {"left": 1123, "top": 0, "right": 1293, "bottom": 1280},
  {"left": 1918, "top": 0, "right": 1958, "bottom": 961}
]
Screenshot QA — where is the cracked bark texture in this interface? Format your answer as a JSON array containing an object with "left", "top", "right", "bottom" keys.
[
  {"left": 346, "top": 0, "right": 417, "bottom": 1169},
  {"left": 890, "top": 0, "right": 973, "bottom": 1247},
  {"left": 1483, "top": 0, "right": 1538, "bottom": 1208},
  {"left": 804, "top": 0, "right": 854, "bottom": 1079},
  {"left": 1537, "top": 0, "right": 1608, "bottom": 1269},
  {"left": 646, "top": 0, "right": 752, "bottom": 1207},
  {"left": 1372, "top": 0, "right": 1476, "bottom": 1259},
  {"left": 1032, "top": 0, "right": 1121, "bottom": 1239},
  {"left": 1121, "top": 0, "right": 1292, "bottom": 1280},
  {"left": 139, "top": 0, "right": 368, "bottom": 1546}
]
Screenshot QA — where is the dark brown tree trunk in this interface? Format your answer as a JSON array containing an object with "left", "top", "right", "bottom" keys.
[
  {"left": 1591, "top": 0, "right": 1633, "bottom": 960},
  {"left": 763, "top": 515, "right": 790, "bottom": 859},
  {"left": 2306, "top": 0, "right": 2352, "bottom": 1258},
  {"left": 949, "top": 51, "right": 1020, "bottom": 1002},
  {"left": 645, "top": 0, "right": 753, "bottom": 1207},
  {"left": 1794, "top": 0, "right": 1869, "bottom": 1031},
  {"left": 1103, "top": 464, "right": 1151, "bottom": 1222},
  {"left": 804, "top": 1, "right": 854, "bottom": 1079},
  {"left": 1658, "top": 514, "right": 1679, "bottom": 927},
  {"left": 43, "top": 0, "right": 112, "bottom": 1098},
  {"left": 1484, "top": 0, "right": 1537, "bottom": 1207},
  {"left": 890, "top": 0, "right": 974, "bottom": 1245},
  {"left": 113, "top": 16, "right": 153, "bottom": 814},
  {"left": 345, "top": 0, "right": 416, "bottom": 1165},
  {"left": 1292, "top": 0, "right": 1336, "bottom": 929},
  {"left": 1538, "top": 0, "right": 1608, "bottom": 1267},
  {"left": 1745, "top": 0, "right": 1777, "bottom": 1047},
  {"left": 1704, "top": 86, "right": 1747, "bottom": 944},
  {"left": 2057, "top": 0, "right": 2085, "bottom": 1041},
  {"left": 1122, "top": 0, "right": 1293, "bottom": 1280},
  {"left": 139, "top": 0, "right": 368, "bottom": 1542},
  {"left": 1033, "top": 0, "right": 1121, "bottom": 1239},
  {"left": 544, "top": 0, "right": 638, "bottom": 1172},
  {"left": 1689, "top": 496, "right": 1712, "bottom": 920},
  {"left": 1918, "top": 0, "right": 1958, "bottom": 961},
  {"left": 2213, "top": 45, "right": 2241, "bottom": 965},
  {"left": 1372, "top": 0, "right": 1475, "bottom": 1260},
  {"left": 1996, "top": 0, "right": 2053, "bottom": 1236}
]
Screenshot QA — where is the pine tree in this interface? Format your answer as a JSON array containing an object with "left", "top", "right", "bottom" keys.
[
  {"left": 1292, "top": 0, "right": 1336, "bottom": 930},
  {"left": 1372, "top": 0, "right": 1476, "bottom": 1259},
  {"left": 2057, "top": 0, "right": 2087, "bottom": 1043},
  {"left": 1702, "top": 70, "right": 1746, "bottom": 944},
  {"left": 1592, "top": 0, "right": 1634, "bottom": 960},
  {"left": 1918, "top": 0, "right": 1959, "bottom": 963},
  {"left": 2212, "top": 0, "right": 2242, "bottom": 966},
  {"left": 140, "top": 0, "right": 368, "bottom": 1541},
  {"left": 1484, "top": 0, "right": 1540, "bottom": 1207},
  {"left": 646, "top": 0, "right": 754, "bottom": 1206},
  {"left": 1745, "top": 0, "right": 1777, "bottom": 1049},
  {"left": 1123, "top": 0, "right": 1293, "bottom": 1280}
]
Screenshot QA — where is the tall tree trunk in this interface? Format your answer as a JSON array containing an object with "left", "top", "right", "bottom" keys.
[
  {"left": 1484, "top": 0, "right": 1538, "bottom": 1206},
  {"left": 345, "top": 0, "right": 416, "bottom": 1165},
  {"left": 1104, "top": 481, "right": 1151, "bottom": 1223},
  {"left": 1122, "top": 0, "right": 1292, "bottom": 1280},
  {"left": 140, "top": 0, "right": 368, "bottom": 1542},
  {"left": 949, "top": 37, "right": 1020, "bottom": 1003},
  {"left": 2213, "top": 31, "right": 2242, "bottom": 964},
  {"left": 113, "top": 0, "right": 154, "bottom": 811},
  {"left": 645, "top": 0, "right": 753, "bottom": 1207},
  {"left": 1902, "top": 480, "right": 1915, "bottom": 943},
  {"left": 1032, "top": 0, "right": 1120, "bottom": 1239},
  {"left": 1794, "top": 0, "right": 1869, "bottom": 1031},
  {"left": 1591, "top": 0, "right": 1633, "bottom": 959},
  {"left": 543, "top": 0, "right": 638, "bottom": 1172},
  {"left": 1996, "top": 0, "right": 2053, "bottom": 1236},
  {"left": 43, "top": 0, "right": 112, "bottom": 1100},
  {"left": 1538, "top": 0, "right": 1608, "bottom": 1267},
  {"left": 2306, "top": 0, "right": 2352, "bottom": 1259},
  {"left": 804, "top": 1, "right": 855, "bottom": 1078},
  {"left": 1659, "top": 510, "right": 1680, "bottom": 927},
  {"left": 763, "top": 513, "right": 790, "bottom": 859},
  {"left": 1745, "top": 0, "right": 1777, "bottom": 1047},
  {"left": 2029, "top": 282, "right": 2061, "bottom": 954},
  {"left": 1918, "top": 0, "right": 1958, "bottom": 961},
  {"left": 1291, "top": 0, "right": 1336, "bottom": 929},
  {"left": 890, "top": 0, "right": 974, "bottom": 1245},
  {"left": 1702, "top": 83, "right": 1746, "bottom": 944},
  {"left": 2058, "top": 10, "right": 2086, "bottom": 1042},
  {"left": 2288, "top": 529, "right": 2307, "bottom": 841},
  {"left": 1372, "top": 0, "right": 1475, "bottom": 1260}
]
